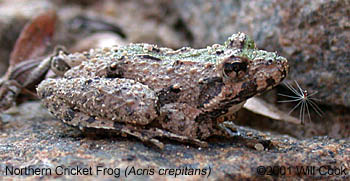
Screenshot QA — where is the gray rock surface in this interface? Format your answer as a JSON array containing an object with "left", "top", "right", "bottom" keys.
[{"left": 1, "top": 102, "right": 350, "bottom": 180}]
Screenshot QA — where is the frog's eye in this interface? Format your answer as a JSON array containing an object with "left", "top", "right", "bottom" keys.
[
  {"left": 223, "top": 62, "right": 247, "bottom": 76},
  {"left": 221, "top": 56, "right": 249, "bottom": 80}
]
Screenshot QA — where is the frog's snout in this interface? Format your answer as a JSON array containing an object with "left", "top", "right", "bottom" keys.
[{"left": 250, "top": 54, "right": 289, "bottom": 94}]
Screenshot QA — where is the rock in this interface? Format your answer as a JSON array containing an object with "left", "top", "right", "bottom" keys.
[{"left": 0, "top": 102, "right": 349, "bottom": 180}]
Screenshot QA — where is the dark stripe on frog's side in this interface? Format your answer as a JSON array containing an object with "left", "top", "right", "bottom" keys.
[
  {"left": 195, "top": 79, "right": 256, "bottom": 124},
  {"left": 237, "top": 79, "right": 258, "bottom": 99},
  {"left": 197, "top": 77, "right": 224, "bottom": 108},
  {"left": 156, "top": 85, "right": 181, "bottom": 107},
  {"left": 137, "top": 55, "right": 162, "bottom": 61}
]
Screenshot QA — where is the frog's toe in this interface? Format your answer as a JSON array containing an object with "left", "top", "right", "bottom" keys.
[
  {"left": 148, "top": 128, "right": 208, "bottom": 148},
  {"left": 109, "top": 123, "right": 164, "bottom": 149},
  {"left": 123, "top": 127, "right": 164, "bottom": 149},
  {"left": 147, "top": 138, "right": 164, "bottom": 150},
  {"left": 219, "top": 121, "right": 241, "bottom": 137}
]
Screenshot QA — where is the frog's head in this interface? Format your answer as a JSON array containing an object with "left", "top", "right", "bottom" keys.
[{"left": 217, "top": 33, "right": 289, "bottom": 102}]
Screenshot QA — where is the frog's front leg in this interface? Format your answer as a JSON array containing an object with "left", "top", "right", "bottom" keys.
[{"left": 47, "top": 104, "right": 165, "bottom": 149}]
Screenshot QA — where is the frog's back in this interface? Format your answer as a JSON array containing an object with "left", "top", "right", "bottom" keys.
[{"left": 64, "top": 43, "right": 225, "bottom": 107}]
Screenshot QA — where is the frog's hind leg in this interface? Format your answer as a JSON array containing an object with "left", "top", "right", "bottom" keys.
[
  {"left": 76, "top": 114, "right": 165, "bottom": 149},
  {"left": 55, "top": 106, "right": 166, "bottom": 149},
  {"left": 81, "top": 117, "right": 208, "bottom": 148},
  {"left": 106, "top": 123, "right": 208, "bottom": 149},
  {"left": 46, "top": 103, "right": 205, "bottom": 149},
  {"left": 37, "top": 77, "right": 159, "bottom": 125},
  {"left": 38, "top": 77, "right": 207, "bottom": 149}
]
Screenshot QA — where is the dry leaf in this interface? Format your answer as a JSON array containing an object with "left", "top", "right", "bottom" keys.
[
  {"left": 243, "top": 97, "right": 301, "bottom": 124},
  {"left": 9, "top": 10, "right": 57, "bottom": 68}
]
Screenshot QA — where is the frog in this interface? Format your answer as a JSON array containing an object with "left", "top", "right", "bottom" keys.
[{"left": 36, "top": 33, "right": 288, "bottom": 149}]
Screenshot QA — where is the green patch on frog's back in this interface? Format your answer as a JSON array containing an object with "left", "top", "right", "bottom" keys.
[
  {"left": 239, "top": 49, "right": 286, "bottom": 63},
  {"left": 111, "top": 44, "right": 228, "bottom": 64},
  {"left": 109, "top": 36, "right": 285, "bottom": 66}
]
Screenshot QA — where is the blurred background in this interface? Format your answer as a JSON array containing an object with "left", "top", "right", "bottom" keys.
[{"left": 0, "top": 0, "right": 349, "bottom": 138}]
